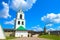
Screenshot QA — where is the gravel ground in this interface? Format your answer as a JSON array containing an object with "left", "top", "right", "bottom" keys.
[{"left": 11, "top": 37, "right": 50, "bottom": 40}]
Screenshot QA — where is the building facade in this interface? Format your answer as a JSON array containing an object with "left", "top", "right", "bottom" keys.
[{"left": 15, "top": 10, "right": 28, "bottom": 37}]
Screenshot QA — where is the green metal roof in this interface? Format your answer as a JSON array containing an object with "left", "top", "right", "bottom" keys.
[{"left": 16, "top": 26, "right": 26, "bottom": 30}]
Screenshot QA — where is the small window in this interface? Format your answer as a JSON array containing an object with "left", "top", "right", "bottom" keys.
[
  {"left": 18, "top": 21, "right": 20, "bottom": 25},
  {"left": 20, "top": 14, "right": 22, "bottom": 19},
  {"left": 22, "top": 21, "right": 24, "bottom": 25}
]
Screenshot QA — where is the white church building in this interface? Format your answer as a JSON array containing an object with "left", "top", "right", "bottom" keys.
[{"left": 15, "top": 10, "right": 28, "bottom": 37}]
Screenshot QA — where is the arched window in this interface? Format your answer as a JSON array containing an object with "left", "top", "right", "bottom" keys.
[
  {"left": 18, "top": 21, "right": 20, "bottom": 25},
  {"left": 20, "top": 14, "right": 22, "bottom": 19},
  {"left": 22, "top": 21, "right": 24, "bottom": 25}
]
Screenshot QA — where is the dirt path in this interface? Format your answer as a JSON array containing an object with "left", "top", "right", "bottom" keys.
[{"left": 11, "top": 37, "right": 50, "bottom": 40}]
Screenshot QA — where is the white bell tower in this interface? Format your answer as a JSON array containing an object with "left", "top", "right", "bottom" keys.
[
  {"left": 15, "top": 10, "right": 25, "bottom": 29},
  {"left": 15, "top": 10, "right": 28, "bottom": 37}
]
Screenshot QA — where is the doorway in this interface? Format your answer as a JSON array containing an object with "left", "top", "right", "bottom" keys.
[{"left": 21, "top": 35, "right": 23, "bottom": 37}]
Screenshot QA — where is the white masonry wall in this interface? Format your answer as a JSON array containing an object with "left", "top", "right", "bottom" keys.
[
  {"left": 15, "top": 10, "right": 25, "bottom": 29},
  {"left": 17, "top": 12, "right": 24, "bottom": 19},
  {"left": 15, "top": 19, "right": 25, "bottom": 29},
  {"left": 15, "top": 31, "right": 28, "bottom": 37},
  {"left": 0, "top": 25, "right": 6, "bottom": 39}
]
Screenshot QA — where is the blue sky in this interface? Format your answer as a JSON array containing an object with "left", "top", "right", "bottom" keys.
[{"left": 0, "top": 0, "right": 60, "bottom": 31}]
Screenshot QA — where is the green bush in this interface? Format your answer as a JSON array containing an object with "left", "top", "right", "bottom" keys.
[{"left": 38, "top": 35, "right": 60, "bottom": 40}]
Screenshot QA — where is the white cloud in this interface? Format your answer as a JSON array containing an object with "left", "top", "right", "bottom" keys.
[
  {"left": 47, "top": 28, "right": 55, "bottom": 31},
  {"left": 32, "top": 26, "right": 37, "bottom": 28},
  {"left": 32, "top": 25, "right": 43, "bottom": 31},
  {"left": 0, "top": 2, "right": 11, "bottom": 18},
  {"left": 58, "top": 26, "right": 60, "bottom": 28},
  {"left": 41, "top": 13, "right": 60, "bottom": 23},
  {"left": 4, "top": 18, "right": 15, "bottom": 25},
  {"left": 10, "top": 0, "right": 36, "bottom": 11},
  {"left": 57, "top": 26, "right": 60, "bottom": 30},
  {"left": 46, "top": 24, "right": 53, "bottom": 27}
]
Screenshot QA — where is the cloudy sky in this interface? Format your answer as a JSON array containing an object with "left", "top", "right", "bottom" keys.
[{"left": 0, "top": 0, "right": 60, "bottom": 31}]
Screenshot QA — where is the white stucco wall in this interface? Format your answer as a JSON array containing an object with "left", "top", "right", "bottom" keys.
[
  {"left": 15, "top": 31, "right": 28, "bottom": 37},
  {"left": 0, "top": 25, "right": 6, "bottom": 39},
  {"left": 17, "top": 12, "right": 24, "bottom": 19},
  {"left": 15, "top": 10, "right": 25, "bottom": 29},
  {"left": 15, "top": 19, "right": 25, "bottom": 29}
]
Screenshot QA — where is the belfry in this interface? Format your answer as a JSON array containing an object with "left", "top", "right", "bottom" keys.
[{"left": 15, "top": 10, "right": 28, "bottom": 37}]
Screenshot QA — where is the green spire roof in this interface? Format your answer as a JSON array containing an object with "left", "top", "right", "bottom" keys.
[{"left": 16, "top": 26, "right": 26, "bottom": 31}]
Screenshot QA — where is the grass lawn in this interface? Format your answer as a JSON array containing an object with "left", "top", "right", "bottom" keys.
[
  {"left": 38, "top": 35, "right": 60, "bottom": 40},
  {"left": 6, "top": 36, "right": 16, "bottom": 40}
]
